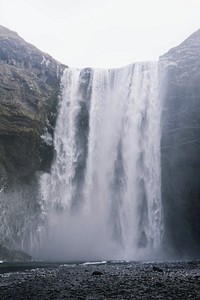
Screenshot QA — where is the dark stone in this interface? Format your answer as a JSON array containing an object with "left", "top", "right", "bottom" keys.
[
  {"left": 92, "top": 271, "right": 104, "bottom": 276},
  {"left": 152, "top": 266, "right": 163, "bottom": 272}
]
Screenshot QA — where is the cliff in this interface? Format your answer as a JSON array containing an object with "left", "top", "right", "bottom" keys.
[
  {"left": 1, "top": 24, "right": 200, "bottom": 259},
  {"left": 160, "top": 29, "right": 200, "bottom": 257},
  {"left": 0, "top": 25, "right": 66, "bottom": 182}
]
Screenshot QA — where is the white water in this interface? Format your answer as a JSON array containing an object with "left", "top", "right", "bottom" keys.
[{"left": 39, "top": 62, "right": 163, "bottom": 261}]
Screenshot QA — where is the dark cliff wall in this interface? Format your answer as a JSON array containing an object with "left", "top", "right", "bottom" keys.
[
  {"left": 0, "top": 25, "right": 67, "bottom": 256},
  {"left": 0, "top": 25, "right": 66, "bottom": 182},
  {"left": 160, "top": 29, "right": 200, "bottom": 257}
]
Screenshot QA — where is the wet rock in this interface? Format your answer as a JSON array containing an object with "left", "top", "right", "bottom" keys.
[
  {"left": 152, "top": 266, "right": 163, "bottom": 272},
  {"left": 92, "top": 271, "right": 104, "bottom": 276}
]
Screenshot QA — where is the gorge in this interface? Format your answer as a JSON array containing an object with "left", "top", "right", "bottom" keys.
[{"left": 0, "top": 25, "right": 200, "bottom": 261}]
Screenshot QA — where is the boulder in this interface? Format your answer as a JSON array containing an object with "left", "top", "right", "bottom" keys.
[{"left": 92, "top": 270, "right": 104, "bottom": 276}]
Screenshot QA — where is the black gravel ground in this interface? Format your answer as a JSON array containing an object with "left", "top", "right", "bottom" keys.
[{"left": 0, "top": 260, "right": 200, "bottom": 299}]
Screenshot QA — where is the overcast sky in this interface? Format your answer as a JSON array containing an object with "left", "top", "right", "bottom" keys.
[{"left": 0, "top": 0, "right": 200, "bottom": 68}]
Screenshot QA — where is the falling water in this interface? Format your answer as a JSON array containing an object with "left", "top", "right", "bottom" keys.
[{"left": 39, "top": 62, "right": 163, "bottom": 260}]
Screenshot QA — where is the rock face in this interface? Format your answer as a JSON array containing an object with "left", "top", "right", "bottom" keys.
[
  {"left": 160, "top": 29, "right": 200, "bottom": 257},
  {"left": 0, "top": 25, "right": 66, "bottom": 258},
  {"left": 0, "top": 25, "right": 66, "bottom": 182}
]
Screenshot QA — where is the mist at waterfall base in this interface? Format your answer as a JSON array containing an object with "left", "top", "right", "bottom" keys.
[{"left": 36, "top": 62, "right": 163, "bottom": 261}]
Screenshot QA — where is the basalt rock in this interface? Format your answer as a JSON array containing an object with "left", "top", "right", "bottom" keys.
[{"left": 0, "top": 25, "right": 66, "bottom": 182}]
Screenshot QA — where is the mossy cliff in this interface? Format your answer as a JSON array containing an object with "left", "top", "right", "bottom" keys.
[{"left": 0, "top": 25, "right": 66, "bottom": 181}]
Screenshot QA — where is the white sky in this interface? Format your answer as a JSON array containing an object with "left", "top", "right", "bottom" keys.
[{"left": 0, "top": 0, "right": 200, "bottom": 68}]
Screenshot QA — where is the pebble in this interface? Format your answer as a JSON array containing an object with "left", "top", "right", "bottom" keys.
[{"left": 0, "top": 261, "right": 200, "bottom": 299}]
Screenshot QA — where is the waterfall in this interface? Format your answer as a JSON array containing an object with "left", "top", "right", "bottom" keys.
[{"left": 39, "top": 62, "right": 163, "bottom": 261}]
